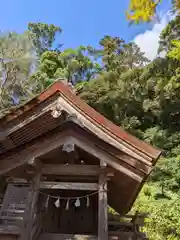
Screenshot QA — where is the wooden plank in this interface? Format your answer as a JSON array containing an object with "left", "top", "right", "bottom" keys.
[
  {"left": 0, "top": 184, "right": 28, "bottom": 229},
  {"left": 3, "top": 210, "right": 24, "bottom": 214},
  {"left": 7, "top": 178, "right": 28, "bottom": 184},
  {"left": 0, "top": 204, "right": 26, "bottom": 211},
  {"left": 0, "top": 225, "right": 20, "bottom": 235},
  {"left": 40, "top": 181, "right": 98, "bottom": 190},
  {"left": 39, "top": 233, "right": 97, "bottom": 240},
  {"left": 98, "top": 161, "right": 108, "bottom": 240},
  {"left": 0, "top": 216, "right": 23, "bottom": 221},
  {"left": 42, "top": 164, "right": 113, "bottom": 176},
  {"left": 7, "top": 204, "right": 26, "bottom": 209}
]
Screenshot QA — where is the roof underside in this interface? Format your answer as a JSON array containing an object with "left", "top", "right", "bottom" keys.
[{"left": 0, "top": 81, "right": 162, "bottom": 214}]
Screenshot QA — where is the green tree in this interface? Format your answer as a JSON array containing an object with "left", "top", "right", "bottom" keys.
[
  {"left": 121, "top": 42, "right": 149, "bottom": 69},
  {"left": 28, "top": 22, "right": 62, "bottom": 56},
  {"left": 99, "top": 35, "right": 125, "bottom": 74},
  {"left": 126, "top": 0, "right": 180, "bottom": 23},
  {"left": 158, "top": 15, "right": 180, "bottom": 54},
  {"left": 168, "top": 40, "right": 180, "bottom": 60},
  {"left": 134, "top": 185, "right": 180, "bottom": 240},
  {"left": 30, "top": 46, "right": 101, "bottom": 90},
  {"left": 126, "top": 0, "right": 159, "bottom": 23},
  {"left": 0, "top": 31, "right": 35, "bottom": 116}
]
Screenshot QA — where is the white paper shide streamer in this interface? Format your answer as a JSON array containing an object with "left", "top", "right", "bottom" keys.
[
  {"left": 55, "top": 198, "right": 60, "bottom": 208},
  {"left": 74, "top": 198, "right": 80, "bottom": 207}
]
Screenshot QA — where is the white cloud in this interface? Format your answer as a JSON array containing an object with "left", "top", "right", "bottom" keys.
[{"left": 133, "top": 12, "right": 175, "bottom": 61}]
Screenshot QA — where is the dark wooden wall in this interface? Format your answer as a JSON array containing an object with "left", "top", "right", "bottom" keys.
[{"left": 41, "top": 190, "right": 98, "bottom": 235}]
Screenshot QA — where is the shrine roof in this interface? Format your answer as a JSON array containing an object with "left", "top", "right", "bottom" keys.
[
  {"left": 0, "top": 81, "right": 161, "bottom": 162},
  {"left": 0, "top": 80, "right": 162, "bottom": 213}
]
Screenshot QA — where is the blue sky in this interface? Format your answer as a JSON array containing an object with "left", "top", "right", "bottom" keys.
[{"left": 0, "top": 0, "right": 172, "bottom": 52}]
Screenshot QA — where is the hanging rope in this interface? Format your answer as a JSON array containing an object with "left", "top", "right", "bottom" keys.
[
  {"left": 39, "top": 189, "right": 108, "bottom": 209},
  {"left": 38, "top": 189, "right": 107, "bottom": 200}
]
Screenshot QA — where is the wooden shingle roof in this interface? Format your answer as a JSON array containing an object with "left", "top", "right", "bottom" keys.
[
  {"left": 0, "top": 81, "right": 161, "bottom": 161},
  {"left": 0, "top": 81, "right": 162, "bottom": 213}
]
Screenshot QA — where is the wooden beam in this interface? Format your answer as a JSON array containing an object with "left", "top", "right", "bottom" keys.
[
  {"left": 46, "top": 175, "right": 99, "bottom": 182},
  {"left": 6, "top": 177, "right": 28, "bottom": 184},
  {"left": 98, "top": 160, "right": 108, "bottom": 240},
  {"left": 40, "top": 181, "right": 98, "bottom": 190},
  {"left": 42, "top": 164, "right": 114, "bottom": 176},
  {"left": 0, "top": 134, "right": 142, "bottom": 182}
]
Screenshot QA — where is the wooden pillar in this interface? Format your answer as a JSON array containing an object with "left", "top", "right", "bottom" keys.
[
  {"left": 98, "top": 160, "right": 108, "bottom": 240},
  {"left": 21, "top": 169, "right": 41, "bottom": 240}
]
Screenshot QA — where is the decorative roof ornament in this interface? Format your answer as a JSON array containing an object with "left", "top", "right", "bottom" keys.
[
  {"left": 51, "top": 105, "right": 63, "bottom": 118},
  {"left": 62, "top": 142, "right": 75, "bottom": 153}
]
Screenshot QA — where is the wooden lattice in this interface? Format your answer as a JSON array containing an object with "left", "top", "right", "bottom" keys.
[{"left": 0, "top": 183, "right": 30, "bottom": 225}]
